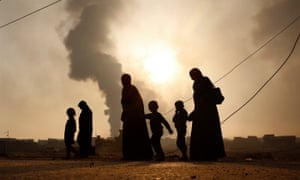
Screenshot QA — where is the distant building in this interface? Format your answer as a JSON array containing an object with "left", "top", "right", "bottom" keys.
[
  {"left": 0, "top": 138, "right": 16, "bottom": 154},
  {"left": 0, "top": 138, "right": 67, "bottom": 155},
  {"left": 94, "top": 131, "right": 122, "bottom": 154},
  {"left": 263, "top": 134, "right": 296, "bottom": 149},
  {"left": 37, "top": 138, "right": 65, "bottom": 152},
  {"left": 0, "top": 138, "right": 38, "bottom": 154},
  {"left": 232, "top": 136, "right": 261, "bottom": 149}
]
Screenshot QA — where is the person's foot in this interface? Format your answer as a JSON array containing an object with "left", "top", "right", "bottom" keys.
[
  {"left": 120, "top": 157, "right": 129, "bottom": 161},
  {"left": 154, "top": 155, "right": 165, "bottom": 161},
  {"left": 179, "top": 155, "right": 188, "bottom": 161},
  {"left": 79, "top": 154, "right": 88, "bottom": 158}
]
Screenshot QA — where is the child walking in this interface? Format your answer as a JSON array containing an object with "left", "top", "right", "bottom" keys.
[
  {"left": 64, "top": 107, "right": 78, "bottom": 159},
  {"left": 145, "top": 100, "right": 173, "bottom": 161},
  {"left": 173, "top": 100, "right": 188, "bottom": 160}
]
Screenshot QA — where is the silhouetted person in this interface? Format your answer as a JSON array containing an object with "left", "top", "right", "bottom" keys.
[
  {"left": 172, "top": 100, "right": 188, "bottom": 161},
  {"left": 121, "top": 74, "right": 153, "bottom": 160},
  {"left": 145, "top": 100, "right": 173, "bottom": 161},
  {"left": 64, "top": 107, "right": 78, "bottom": 159},
  {"left": 188, "top": 68, "right": 226, "bottom": 161},
  {"left": 77, "top": 100, "right": 93, "bottom": 158}
]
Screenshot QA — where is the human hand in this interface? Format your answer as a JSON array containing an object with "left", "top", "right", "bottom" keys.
[{"left": 188, "top": 111, "right": 195, "bottom": 121}]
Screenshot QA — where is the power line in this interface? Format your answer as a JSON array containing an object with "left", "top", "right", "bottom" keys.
[
  {"left": 164, "top": 16, "right": 300, "bottom": 122},
  {"left": 221, "top": 33, "right": 300, "bottom": 124},
  {"left": 166, "top": 34, "right": 299, "bottom": 154},
  {"left": 1, "top": 1, "right": 299, "bottom": 126},
  {"left": 166, "top": 35, "right": 299, "bottom": 153},
  {"left": 215, "top": 15, "right": 300, "bottom": 84},
  {"left": 0, "top": 0, "right": 63, "bottom": 29}
]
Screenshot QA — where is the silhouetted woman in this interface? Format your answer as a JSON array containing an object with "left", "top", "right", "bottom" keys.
[
  {"left": 189, "top": 68, "right": 226, "bottom": 161},
  {"left": 77, "top": 100, "right": 93, "bottom": 158},
  {"left": 121, "top": 74, "right": 153, "bottom": 160}
]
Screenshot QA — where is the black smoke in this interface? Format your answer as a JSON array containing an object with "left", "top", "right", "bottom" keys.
[{"left": 64, "top": 0, "right": 123, "bottom": 137}]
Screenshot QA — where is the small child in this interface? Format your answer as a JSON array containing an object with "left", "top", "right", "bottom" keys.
[
  {"left": 173, "top": 100, "right": 188, "bottom": 160},
  {"left": 64, "top": 107, "right": 78, "bottom": 159},
  {"left": 145, "top": 100, "right": 173, "bottom": 161}
]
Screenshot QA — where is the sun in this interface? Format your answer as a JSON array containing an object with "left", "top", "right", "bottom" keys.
[{"left": 143, "top": 45, "right": 178, "bottom": 84}]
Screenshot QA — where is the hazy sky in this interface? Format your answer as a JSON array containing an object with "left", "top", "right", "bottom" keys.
[{"left": 0, "top": 0, "right": 299, "bottom": 140}]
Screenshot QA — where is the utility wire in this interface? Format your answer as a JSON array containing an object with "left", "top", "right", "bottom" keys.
[
  {"left": 1, "top": 0, "right": 299, "bottom": 126},
  {"left": 166, "top": 33, "right": 300, "bottom": 155},
  {"left": 221, "top": 33, "right": 300, "bottom": 124},
  {"left": 0, "top": 0, "right": 62, "bottom": 29},
  {"left": 164, "top": 16, "right": 300, "bottom": 121},
  {"left": 215, "top": 15, "right": 300, "bottom": 84}
]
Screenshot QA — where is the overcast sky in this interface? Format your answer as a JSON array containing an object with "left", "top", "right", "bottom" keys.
[{"left": 0, "top": 0, "right": 299, "bottom": 140}]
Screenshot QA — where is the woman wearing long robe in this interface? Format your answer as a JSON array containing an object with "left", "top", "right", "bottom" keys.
[
  {"left": 77, "top": 100, "right": 93, "bottom": 158},
  {"left": 121, "top": 74, "right": 153, "bottom": 160},
  {"left": 189, "top": 68, "right": 226, "bottom": 161}
]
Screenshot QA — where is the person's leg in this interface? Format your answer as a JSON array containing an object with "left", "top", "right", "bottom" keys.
[
  {"left": 70, "top": 145, "right": 78, "bottom": 155},
  {"left": 154, "top": 131, "right": 164, "bottom": 161},
  {"left": 156, "top": 137, "right": 165, "bottom": 161},
  {"left": 65, "top": 144, "right": 71, "bottom": 159},
  {"left": 83, "top": 141, "right": 89, "bottom": 158},
  {"left": 177, "top": 128, "right": 188, "bottom": 160},
  {"left": 151, "top": 134, "right": 159, "bottom": 157}
]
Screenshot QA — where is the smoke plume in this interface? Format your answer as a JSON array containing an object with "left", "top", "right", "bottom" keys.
[
  {"left": 251, "top": 0, "right": 300, "bottom": 122},
  {"left": 64, "top": 0, "right": 123, "bottom": 137},
  {"left": 252, "top": 0, "right": 300, "bottom": 87},
  {"left": 253, "top": 0, "right": 300, "bottom": 43}
]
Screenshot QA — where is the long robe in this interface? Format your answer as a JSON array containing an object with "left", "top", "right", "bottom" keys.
[
  {"left": 77, "top": 106, "right": 92, "bottom": 157},
  {"left": 189, "top": 77, "right": 226, "bottom": 161},
  {"left": 121, "top": 85, "right": 153, "bottom": 160}
]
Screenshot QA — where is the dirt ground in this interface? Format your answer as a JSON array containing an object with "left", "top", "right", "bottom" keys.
[{"left": 0, "top": 157, "right": 300, "bottom": 180}]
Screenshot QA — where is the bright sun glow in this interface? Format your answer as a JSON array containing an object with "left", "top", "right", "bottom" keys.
[{"left": 143, "top": 45, "right": 178, "bottom": 84}]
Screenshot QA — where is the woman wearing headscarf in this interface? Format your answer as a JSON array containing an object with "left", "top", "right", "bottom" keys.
[
  {"left": 120, "top": 73, "right": 153, "bottom": 160},
  {"left": 189, "top": 68, "right": 226, "bottom": 161},
  {"left": 77, "top": 100, "right": 93, "bottom": 158}
]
